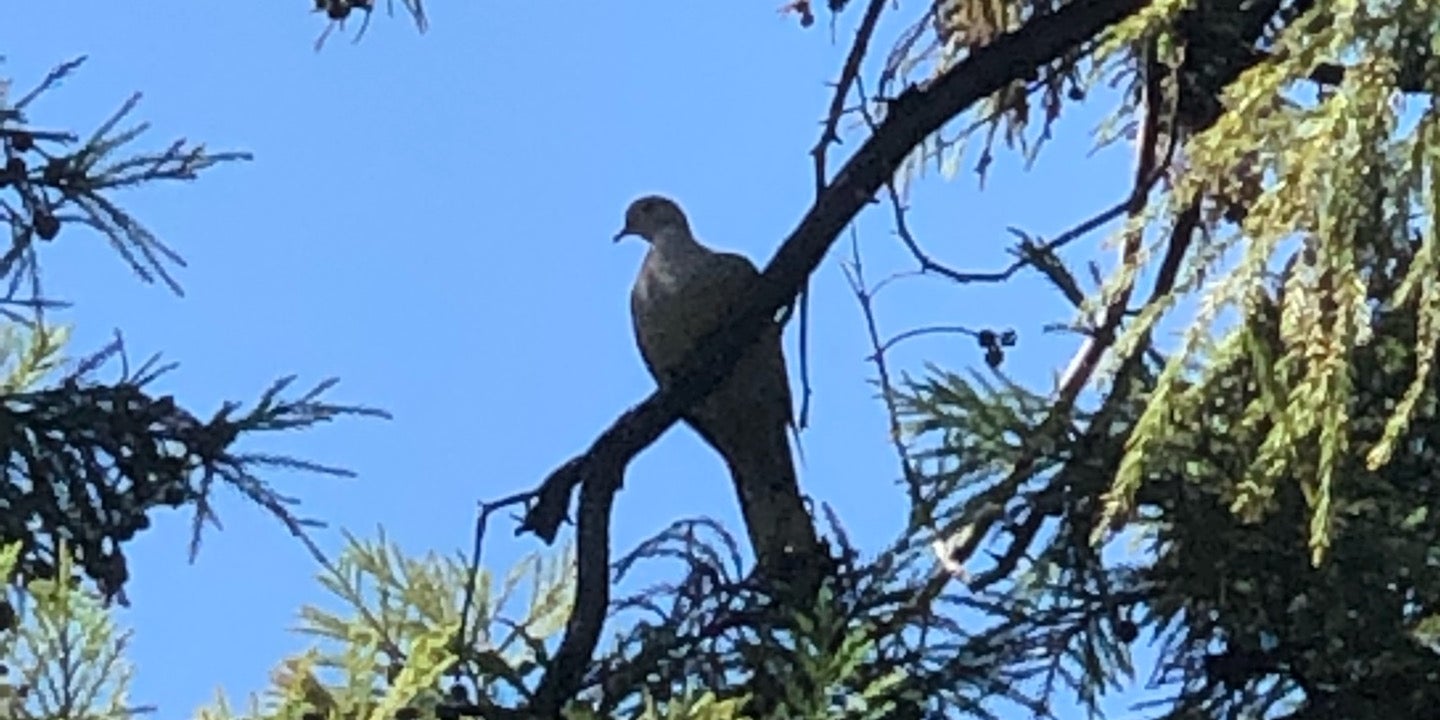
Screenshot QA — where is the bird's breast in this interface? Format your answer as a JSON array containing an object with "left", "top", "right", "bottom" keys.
[
  {"left": 632, "top": 251, "right": 725, "bottom": 373},
  {"left": 635, "top": 251, "right": 706, "bottom": 309}
]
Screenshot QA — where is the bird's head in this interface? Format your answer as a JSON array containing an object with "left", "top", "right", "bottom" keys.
[{"left": 614, "top": 195, "right": 690, "bottom": 243}]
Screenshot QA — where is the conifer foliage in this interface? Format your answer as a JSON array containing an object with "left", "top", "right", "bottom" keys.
[
  {"left": 5, "top": 1, "right": 1440, "bottom": 719},
  {"left": 0, "top": 61, "right": 386, "bottom": 602}
]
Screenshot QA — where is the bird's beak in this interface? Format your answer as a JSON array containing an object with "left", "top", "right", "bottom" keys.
[{"left": 613, "top": 226, "right": 634, "bottom": 243}]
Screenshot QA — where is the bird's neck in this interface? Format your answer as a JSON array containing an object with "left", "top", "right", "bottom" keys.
[
  {"left": 640, "top": 228, "right": 712, "bottom": 296},
  {"left": 649, "top": 227, "right": 707, "bottom": 262}
]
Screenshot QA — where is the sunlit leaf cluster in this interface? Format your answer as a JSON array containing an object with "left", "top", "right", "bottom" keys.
[
  {"left": 195, "top": 534, "right": 572, "bottom": 720},
  {"left": 885, "top": 0, "right": 1440, "bottom": 717},
  {"left": 0, "top": 542, "right": 143, "bottom": 720}
]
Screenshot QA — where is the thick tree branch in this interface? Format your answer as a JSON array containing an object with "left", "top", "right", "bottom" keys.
[
  {"left": 516, "top": 0, "right": 1151, "bottom": 711},
  {"left": 522, "top": 0, "right": 1151, "bottom": 544}
]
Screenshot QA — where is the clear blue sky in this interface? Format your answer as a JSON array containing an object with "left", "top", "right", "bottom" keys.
[{"left": 4, "top": 3, "right": 1141, "bottom": 717}]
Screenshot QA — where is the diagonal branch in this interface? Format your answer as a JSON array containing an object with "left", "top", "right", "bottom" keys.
[
  {"left": 521, "top": 0, "right": 1152, "bottom": 545},
  {"left": 517, "top": 0, "right": 1152, "bottom": 711}
]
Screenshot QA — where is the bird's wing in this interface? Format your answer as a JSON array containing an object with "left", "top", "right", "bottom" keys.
[
  {"left": 697, "top": 252, "right": 816, "bottom": 579},
  {"left": 631, "top": 249, "right": 718, "bottom": 382},
  {"left": 630, "top": 248, "right": 794, "bottom": 418},
  {"left": 630, "top": 271, "right": 664, "bottom": 379},
  {"left": 631, "top": 245, "right": 820, "bottom": 583},
  {"left": 707, "top": 252, "right": 795, "bottom": 426},
  {"left": 708, "top": 251, "right": 761, "bottom": 290}
]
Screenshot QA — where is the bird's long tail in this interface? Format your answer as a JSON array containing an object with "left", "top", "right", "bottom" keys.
[{"left": 727, "top": 423, "right": 824, "bottom": 580}]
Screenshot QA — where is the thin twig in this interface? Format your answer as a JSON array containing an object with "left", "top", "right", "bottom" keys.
[
  {"left": 798, "top": 288, "right": 813, "bottom": 429},
  {"left": 870, "top": 269, "right": 926, "bottom": 297},
  {"left": 887, "top": 179, "right": 1136, "bottom": 285},
  {"left": 869, "top": 325, "right": 981, "bottom": 359},
  {"left": 853, "top": 73, "right": 1133, "bottom": 290},
  {"left": 456, "top": 489, "right": 539, "bottom": 664},
  {"left": 879, "top": 6, "right": 939, "bottom": 96},
  {"left": 812, "top": 0, "right": 889, "bottom": 177},
  {"left": 798, "top": 0, "right": 890, "bottom": 430},
  {"left": 842, "top": 228, "right": 924, "bottom": 516}
]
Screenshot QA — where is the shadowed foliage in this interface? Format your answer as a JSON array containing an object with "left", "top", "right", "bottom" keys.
[{"left": 0, "top": 59, "right": 388, "bottom": 604}]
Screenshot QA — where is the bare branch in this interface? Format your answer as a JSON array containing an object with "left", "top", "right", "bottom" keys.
[
  {"left": 811, "top": 0, "right": 888, "bottom": 183},
  {"left": 841, "top": 228, "right": 924, "bottom": 521},
  {"left": 530, "top": 458, "right": 618, "bottom": 715},
  {"left": 796, "top": 0, "right": 890, "bottom": 430},
  {"left": 870, "top": 324, "right": 981, "bottom": 359}
]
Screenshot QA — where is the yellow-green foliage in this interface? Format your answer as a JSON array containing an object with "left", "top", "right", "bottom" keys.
[
  {"left": 0, "top": 542, "right": 139, "bottom": 720},
  {"left": 0, "top": 521, "right": 909, "bottom": 720},
  {"left": 0, "top": 327, "right": 132, "bottom": 719},
  {"left": 777, "top": 587, "right": 909, "bottom": 719},
  {"left": 1094, "top": 0, "right": 1440, "bottom": 565},
  {"left": 0, "top": 530, "right": 766, "bottom": 720},
  {"left": 191, "top": 531, "right": 831, "bottom": 720},
  {"left": 0, "top": 323, "right": 70, "bottom": 392},
  {"left": 195, "top": 529, "right": 574, "bottom": 720},
  {"left": 561, "top": 690, "right": 749, "bottom": 720}
]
